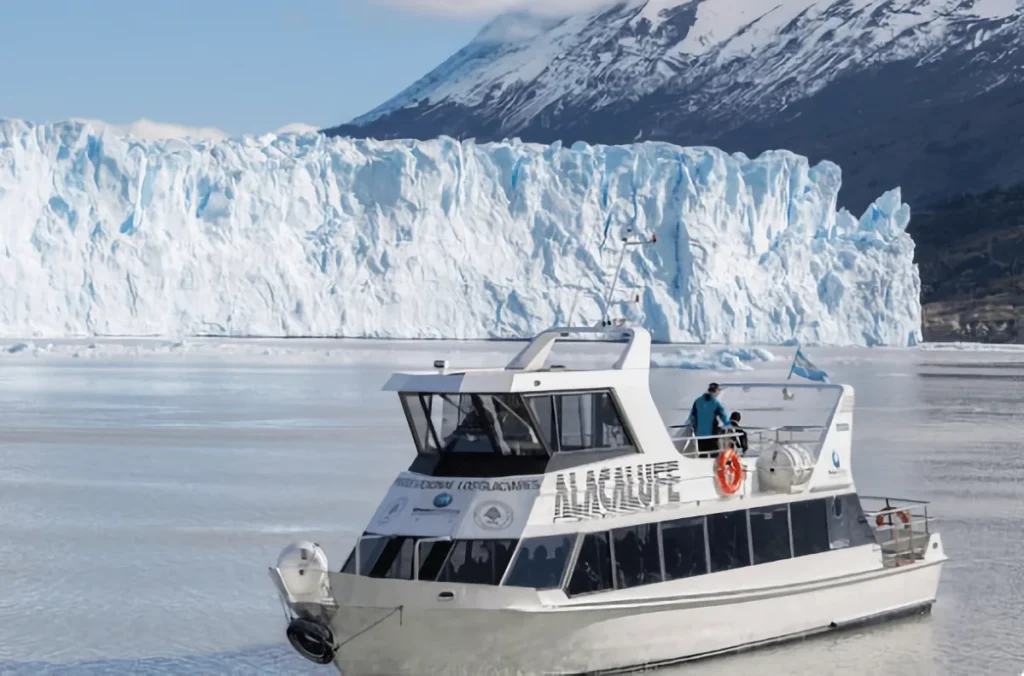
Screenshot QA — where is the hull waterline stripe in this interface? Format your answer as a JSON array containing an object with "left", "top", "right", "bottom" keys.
[{"left": 545, "top": 600, "right": 936, "bottom": 676}]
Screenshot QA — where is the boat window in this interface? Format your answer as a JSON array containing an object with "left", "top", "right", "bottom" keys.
[
  {"left": 526, "top": 390, "right": 634, "bottom": 453},
  {"left": 416, "top": 540, "right": 454, "bottom": 581},
  {"left": 567, "top": 532, "right": 614, "bottom": 596},
  {"left": 401, "top": 394, "right": 439, "bottom": 453},
  {"left": 437, "top": 539, "right": 516, "bottom": 586},
  {"left": 790, "top": 498, "right": 831, "bottom": 557},
  {"left": 826, "top": 494, "right": 877, "bottom": 549},
  {"left": 503, "top": 535, "right": 575, "bottom": 589},
  {"left": 660, "top": 517, "right": 708, "bottom": 581},
  {"left": 341, "top": 536, "right": 422, "bottom": 580},
  {"left": 749, "top": 505, "right": 792, "bottom": 565},
  {"left": 366, "top": 537, "right": 417, "bottom": 579},
  {"left": 707, "top": 511, "right": 751, "bottom": 572},
  {"left": 611, "top": 523, "right": 663, "bottom": 588},
  {"left": 341, "top": 535, "right": 390, "bottom": 575},
  {"left": 403, "top": 393, "right": 549, "bottom": 457}
]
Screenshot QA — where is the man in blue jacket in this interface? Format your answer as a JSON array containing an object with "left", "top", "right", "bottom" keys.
[{"left": 686, "top": 383, "right": 732, "bottom": 456}]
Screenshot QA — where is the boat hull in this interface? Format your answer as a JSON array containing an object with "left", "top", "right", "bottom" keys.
[{"left": 324, "top": 557, "right": 944, "bottom": 675}]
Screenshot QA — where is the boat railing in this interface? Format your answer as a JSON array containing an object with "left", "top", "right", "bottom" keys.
[
  {"left": 859, "top": 496, "right": 937, "bottom": 566},
  {"left": 667, "top": 425, "right": 824, "bottom": 459}
]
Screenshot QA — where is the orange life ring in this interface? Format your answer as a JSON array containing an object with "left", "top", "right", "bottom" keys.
[
  {"left": 715, "top": 448, "right": 743, "bottom": 495},
  {"left": 875, "top": 514, "right": 886, "bottom": 528}
]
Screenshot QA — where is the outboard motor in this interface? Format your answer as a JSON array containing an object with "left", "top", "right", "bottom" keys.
[
  {"left": 277, "top": 541, "right": 331, "bottom": 600},
  {"left": 275, "top": 541, "right": 337, "bottom": 665}
]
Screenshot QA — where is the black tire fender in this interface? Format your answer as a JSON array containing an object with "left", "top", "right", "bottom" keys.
[{"left": 286, "top": 617, "right": 337, "bottom": 665}]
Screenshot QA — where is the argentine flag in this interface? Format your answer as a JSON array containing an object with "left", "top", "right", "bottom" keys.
[{"left": 788, "top": 346, "right": 830, "bottom": 383}]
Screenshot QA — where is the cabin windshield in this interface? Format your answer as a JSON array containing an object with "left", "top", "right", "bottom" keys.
[
  {"left": 400, "top": 390, "right": 635, "bottom": 477},
  {"left": 403, "top": 393, "right": 548, "bottom": 456}
]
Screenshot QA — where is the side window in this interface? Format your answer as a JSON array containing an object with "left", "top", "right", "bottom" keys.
[
  {"left": 749, "top": 505, "right": 792, "bottom": 565},
  {"left": 568, "top": 532, "right": 614, "bottom": 596},
  {"left": 557, "top": 393, "right": 593, "bottom": 451},
  {"left": 611, "top": 524, "right": 663, "bottom": 589},
  {"left": 366, "top": 536, "right": 405, "bottom": 577},
  {"left": 660, "top": 517, "right": 708, "bottom": 581},
  {"left": 401, "top": 394, "right": 438, "bottom": 454},
  {"left": 707, "top": 511, "right": 750, "bottom": 573},
  {"left": 416, "top": 539, "right": 454, "bottom": 581},
  {"left": 503, "top": 535, "right": 575, "bottom": 589},
  {"left": 343, "top": 536, "right": 433, "bottom": 579},
  {"left": 368, "top": 537, "right": 416, "bottom": 579},
  {"left": 526, "top": 391, "right": 633, "bottom": 453},
  {"left": 827, "top": 494, "right": 877, "bottom": 550},
  {"left": 790, "top": 499, "right": 831, "bottom": 557},
  {"left": 342, "top": 535, "right": 389, "bottom": 575},
  {"left": 437, "top": 540, "right": 516, "bottom": 585},
  {"left": 592, "top": 392, "right": 630, "bottom": 449},
  {"left": 529, "top": 395, "right": 555, "bottom": 448}
]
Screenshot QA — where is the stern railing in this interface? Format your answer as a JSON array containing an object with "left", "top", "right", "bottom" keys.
[{"left": 860, "top": 496, "right": 937, "bottom": 566}]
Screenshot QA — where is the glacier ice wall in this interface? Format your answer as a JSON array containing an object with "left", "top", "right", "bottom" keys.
[{"left": 0, "top": 119, "right": 921, "bottom": 345}]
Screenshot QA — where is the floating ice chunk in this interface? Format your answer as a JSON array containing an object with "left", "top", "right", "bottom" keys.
[{"left": 651, "top": 347, "right": 776, "bottom": 371}]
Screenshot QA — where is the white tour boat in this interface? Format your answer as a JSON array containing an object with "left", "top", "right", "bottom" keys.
[{"left": 269, "top": 326, "right": 946, "bottom": 675}]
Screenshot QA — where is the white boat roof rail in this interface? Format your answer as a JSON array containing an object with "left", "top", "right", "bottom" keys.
[
  {"left": 714, "top": 382, "right": 846, "bottom": 392},
  {"left": 505, "top": 325, "right": 652, "bottom": 372}
]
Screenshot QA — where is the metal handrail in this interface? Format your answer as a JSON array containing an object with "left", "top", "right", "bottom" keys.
[
  {"left": 668, "top": 425, "right": 824, "bottom": 459},
  {"left": 859, "top": 496, "right": 936, "bottom": 565},
  {"left": 668, "top": 429, "right": 747, "bottom": 457},
  {"left": 859, "top": 495, "right": 931, "bottom": 510}
]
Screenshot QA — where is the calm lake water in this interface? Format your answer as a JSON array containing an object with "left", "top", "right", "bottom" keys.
[{"left": 0, "top": 339, "right": 1022, "bottom": 675}]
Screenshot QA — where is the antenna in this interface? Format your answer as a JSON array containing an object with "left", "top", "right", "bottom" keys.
[{"left": 600, "top": 229, "right": 658, "bottom": 327}]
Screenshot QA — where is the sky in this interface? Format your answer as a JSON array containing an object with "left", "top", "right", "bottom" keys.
[{"left": 0, "top": 0, "right": 510, "bottom": 135}]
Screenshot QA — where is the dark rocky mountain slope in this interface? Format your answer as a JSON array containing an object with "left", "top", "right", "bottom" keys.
[{"left": 325, "top": 0, "right": 1024, "bottom": 340}]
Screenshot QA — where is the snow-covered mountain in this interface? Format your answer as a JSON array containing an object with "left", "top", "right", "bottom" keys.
[
  {"left": 327, "top": 0, "right": 1024, "bottom": 210},
  {"left": 0, "top": 118, "right": 920, "bottom": 345}
]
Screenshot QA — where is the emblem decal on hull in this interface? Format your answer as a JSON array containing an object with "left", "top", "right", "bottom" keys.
[
  {"left": 832, "top": 450, "right": 841, "bottom": 469},
  {"left": 378, "top": 497, "right": 408, "bottom": 525},
  {"left": 433, "top": 492, "right": 453, "bottom": 508},
  {"left": 473, "top": 501, "right": 514, "bottom": 530}
]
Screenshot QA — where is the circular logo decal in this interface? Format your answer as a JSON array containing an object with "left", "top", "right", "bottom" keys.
[
  {"left": 433, "top": 493, "right": 453, "bottom": 508},
  {"left": 831, "top": 450, "right": 841, "bottom": 468},
  {"left": 378, "top": 497, "right": 408, "bottom": 524},
  {"left": 473, "top": 501, "right": 514, "bottom": 530}
]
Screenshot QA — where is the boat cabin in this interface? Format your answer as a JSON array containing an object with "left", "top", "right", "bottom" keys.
[{"left": 385, "top": 327, "right": 658, "bottom": 479}]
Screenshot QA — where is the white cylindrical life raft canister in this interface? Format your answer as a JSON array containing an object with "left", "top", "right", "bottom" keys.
[{"left": 755, "top": 443, "right": 816, "bottom": 492}]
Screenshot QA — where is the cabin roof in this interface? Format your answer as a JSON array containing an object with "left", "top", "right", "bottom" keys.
[
  {"left": 380, "top": 326, "right": 851, "bottom": 395},
  {"left": 382, "top": 326, "right": 653, "bottom": 393},
  {"left": 382, "top": 367, "right": 646, "bottom": 394}
]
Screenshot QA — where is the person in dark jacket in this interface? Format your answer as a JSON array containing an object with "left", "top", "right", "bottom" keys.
[
  {"left": 686, "top": 383, "right": 732, "bottom": 456},
  {"left": 727, "top": 411, "right": 749, "bottom": 454}
]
